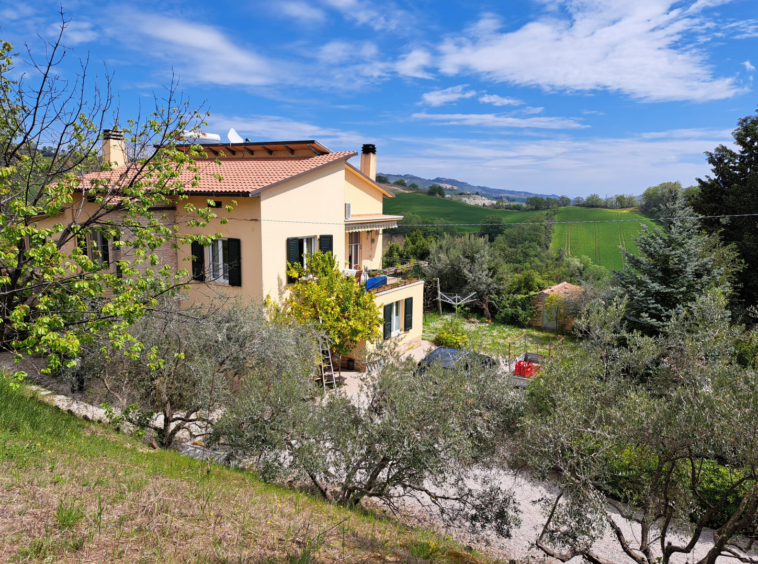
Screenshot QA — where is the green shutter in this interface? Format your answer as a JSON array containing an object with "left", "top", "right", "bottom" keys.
[
  {"left": 227, "top": 238, "right": 241, "bottom": 287},
  {"left": 319, "top": 235, "right": 333, "bottom": 255},
  {"left": 286, "top": 237, "right": 300, "bottom": 283},
  {"left": 404, "top": 297, "right": 413, "bottom": 332},
  {"left": 383, "top": 303, "right": 392, "bottom": 340},
  {"left": 191, "top": 241, "right": 205, "bottom": 281}
]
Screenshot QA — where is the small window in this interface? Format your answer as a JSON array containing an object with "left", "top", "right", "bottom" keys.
[
  {"left": 210, "top": 238, "right": 230, "bottom": 282},
  {"left": 89, "top": 232, "right": 109, "bottom": 265},
  {"left": 299, "top": 237, "right": 316, "bottom": 269},
  {"left": 210, "top": 200, "right": 222, "bottom": 209},
  {"left": 391, "top": 300, "right": 401, "bottom": 337}
]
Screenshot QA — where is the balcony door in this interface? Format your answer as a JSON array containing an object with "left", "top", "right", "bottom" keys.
[{"left": 348, "top": 232, "right": 361, "bottom": 269}]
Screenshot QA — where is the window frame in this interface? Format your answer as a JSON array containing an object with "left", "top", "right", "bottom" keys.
[
  {"left": 391, "top": 300, "right": 402, "bottom": 337},
  {"left": 89, "top": 232, "right": 109, "bottom": 266},
  {"left": 209, "top": 238, "right": 230, "bottom": 284},
  {"left": 348, "top": 232, "right": 361, "bottom": 269},
  {"left": 299, "top": 236, "right": 316, "bottom": 269}
]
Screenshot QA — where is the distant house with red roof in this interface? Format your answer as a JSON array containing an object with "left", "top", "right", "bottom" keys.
[{"left": 530, "top": 282, "right": 584, "bottom": 332}]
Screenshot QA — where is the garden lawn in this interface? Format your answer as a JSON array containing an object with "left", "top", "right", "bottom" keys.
[
  {"left": 0, "top": 376, "right": 494, "bottom": 564},
  {"left": 383, "top": 193, "right": 545, "bottom": 233},
  {"left": 552, "top": 207, "right": 655, "bottom": 271},
  {"left": 422, "top": 311, "right": 570, "bottom": 357}
]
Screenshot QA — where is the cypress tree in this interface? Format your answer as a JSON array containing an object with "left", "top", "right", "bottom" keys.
[{"left": 613, "top": 189, "right": 721, "bottom": 333}]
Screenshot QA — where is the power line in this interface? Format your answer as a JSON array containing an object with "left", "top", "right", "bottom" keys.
[{"left": 226, "top": 213, "right": 758, "bottom": 227}]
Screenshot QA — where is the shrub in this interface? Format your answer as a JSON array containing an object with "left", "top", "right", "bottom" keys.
[
  {"left": 494, "top": 294, "right": 537, "bottom": 327},
  {"left": 434, "top": 316, "right": 470, "bottom": 348}
]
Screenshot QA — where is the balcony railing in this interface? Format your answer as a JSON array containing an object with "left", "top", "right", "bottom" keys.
[{"left": 363, "top": 260, "right": 426, "bottom": 294}]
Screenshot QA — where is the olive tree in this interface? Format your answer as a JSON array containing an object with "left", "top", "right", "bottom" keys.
[
  {"left": 74, "top": 298, "right": 320, "bottom": 448},
  {"left": 213, "top": 346, "right": 522, "bottom": 536},
  {"left": 514, "top": 291, "right": 758, "bottom": 564}
]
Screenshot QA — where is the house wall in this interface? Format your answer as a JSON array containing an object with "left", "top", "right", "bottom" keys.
[
  {"left": 345, "top": 168, "right": 383, "bottom": 216},
  {"left": 349, "top": 281, "right": 425, "bottom": 365},
  {"left": 259, "top": 162, "right": 347, "bottom": 302},
  {"left": 178, "top": 195, "right": 263, "bottom": 304}
]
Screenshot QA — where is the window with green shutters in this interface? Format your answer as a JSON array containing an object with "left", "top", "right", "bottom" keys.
[
  {"left": 319, "top": 234, "right": 333, "bottom": 255},
  {"left": 404, "top": 297, "right": 413, "bottom": 331},
  {"left": 383, "top": 303, "right": 393, "bottom": 340},
  {"left": 191, "top": 241, "right": 205, "bottom": 281}
]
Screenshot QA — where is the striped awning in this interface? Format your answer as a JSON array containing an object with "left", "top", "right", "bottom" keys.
[{"left": 345, "top": 220, "right": 398, "bottom": 232}]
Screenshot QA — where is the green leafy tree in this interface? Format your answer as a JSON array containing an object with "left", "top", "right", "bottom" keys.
[
  {"left": 584, "top": 193, "right": 604, "bottom": 208},
  {"left": 558, "top": 195, "right": 571, "bottom": 207},
  {"left": 286, "top": 251, "right": 381, "bottom": 361},
  {"left": 0, "top": 34, "right": 226, "bottom": 379},
  {"left": 692, "top": 108, "right": 758, "bottom": 306},
  {"left": 392, "top": 179, "right": 407, "bottom": 187},
  {"left": 427, "top": 184, "right": 446, "bottom": 197},
  {"left": 480, "top": 214, "right": 506, "bottom": 242},
  {"left": 376, "top": 174, "right": 389, "bottom": 184},
  {"left": 613, "top": 189, "right": 721, "bottom": 333},
  {"left": 640, "top": 181, "right": 682, "bottom": 216}
]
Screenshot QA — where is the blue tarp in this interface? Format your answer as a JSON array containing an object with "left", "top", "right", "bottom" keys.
[{"left": 366, "top": 276, "right": 387, "bottom": 290}]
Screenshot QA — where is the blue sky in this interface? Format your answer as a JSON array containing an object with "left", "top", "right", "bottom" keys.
[{"left": 2, "top": 0, "right": 757, "bottom": 197}]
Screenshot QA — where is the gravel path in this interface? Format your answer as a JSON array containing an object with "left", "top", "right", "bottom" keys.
[{"left": 393, "top": 468, "right": 741, "bottom": 564}]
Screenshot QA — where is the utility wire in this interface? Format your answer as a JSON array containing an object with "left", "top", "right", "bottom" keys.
[{"left": 226, "top": 213, "right": 758, "bottom": 227}]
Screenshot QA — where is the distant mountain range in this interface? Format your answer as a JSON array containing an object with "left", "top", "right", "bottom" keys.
[{"left": 379, "top": 173, "right": 560, "bottom": 202}]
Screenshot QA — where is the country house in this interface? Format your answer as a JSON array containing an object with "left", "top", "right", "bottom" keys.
[{"left": 38, "top": 131, "right": 424, "bottom": 363}]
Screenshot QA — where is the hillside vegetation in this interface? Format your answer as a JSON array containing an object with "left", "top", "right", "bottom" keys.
[
  {"left": 384, "top": 193, "right": 656, "bottom": 270},
  {"left": 383, "top": 193, "right": 545, "bottom": 233},
  {"left": 0, "top": 379, "right": 491, "bottom": 564}
]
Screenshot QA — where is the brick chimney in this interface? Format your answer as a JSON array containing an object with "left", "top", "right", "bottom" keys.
[
  {"left": 102, "top": 127, "right": 126, "bottom": 168},
  {"left": 360, "top": 144, "right": 376, "bottom": 181}
]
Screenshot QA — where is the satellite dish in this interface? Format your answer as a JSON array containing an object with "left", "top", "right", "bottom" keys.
[{"left": 227, "top": 128, "right": 244, "bottom": 143}]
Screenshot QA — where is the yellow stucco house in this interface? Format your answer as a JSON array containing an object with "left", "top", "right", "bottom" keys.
[{"left": 73, "top": 132, "right": 425, "bottom": 362}]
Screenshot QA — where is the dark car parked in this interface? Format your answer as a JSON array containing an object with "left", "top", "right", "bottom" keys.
[{"left": 417, "top": 347, "right": 497, "bottom": 376}]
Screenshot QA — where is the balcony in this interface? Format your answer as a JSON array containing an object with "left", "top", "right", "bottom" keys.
[{"left": 363, "top": 259, "right": 426, "bottom": 295}]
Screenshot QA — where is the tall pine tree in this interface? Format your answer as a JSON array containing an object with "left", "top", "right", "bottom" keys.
[
  {"left": 613, "top": 190, "right": 721, "bottom": 334},
  {"left": 691, "top": 109, "right": 758, "bottom": 306}
]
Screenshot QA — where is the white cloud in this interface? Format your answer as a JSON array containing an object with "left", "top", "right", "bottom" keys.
[
  {"left": 380, "top": 128, "right": 732, "bottom": 196},
  {"left": 437, "top": 1, "right": 742, "bottom": 102},
  {"left": 127, "top": 14, "right": 278, "bottom": 87},
  {"left": 522, "top": 107, "right": 544, "bottom": 115},
  {"left": 744, "top": 61, "right": 755, "bottom": 72},
  {"left": 322, "top": 0, "right": 411, "bottom": 31},
  {"left": 412, "top": 112, "right": 586, "bottom": 129},
  {"left": 48, "top": 20, "right": 99, "bottom": 45},
  {"left": 279, "top": 2, "right": 326, "bottom": 23},
  {"left": 421, "top": 85, "right": 477, "bottom": 106},
  {"left": 479, "top": 94, "right": 523, "bottom": 106},
  {"left": 396, "top": 49, "right": 433, "bottom": 79}
]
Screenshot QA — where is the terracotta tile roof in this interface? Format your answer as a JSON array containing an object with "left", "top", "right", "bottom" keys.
[
  {"left": 540, "top": 282, "right": 584, "bottom": 296},
  {"left": 83, "top": 152, "right": 357, "bottom": 195}
]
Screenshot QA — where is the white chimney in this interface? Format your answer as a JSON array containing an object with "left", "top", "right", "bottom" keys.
[
  {"left": 360, "top": 143, "right": 376, "bottom": 181},
  {"left": 102, "top": 127, "right": 126, "bottom": 168}
]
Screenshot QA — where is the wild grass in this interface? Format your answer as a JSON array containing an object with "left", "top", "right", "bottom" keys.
[
  {"left": 423, "top": 311, "right": 571, "bottom": 357},
  {"left": 0, "top": 375, "right": 495, "bottom": 563}
]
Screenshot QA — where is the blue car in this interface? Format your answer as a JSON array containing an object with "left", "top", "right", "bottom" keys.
[{"left": 417, "top": 347, "right": 496, "bottom": 375}]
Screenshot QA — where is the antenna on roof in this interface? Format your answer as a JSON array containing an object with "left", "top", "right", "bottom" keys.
[{"left": 227, "top": 128, "right": 244, "bottom": 143}]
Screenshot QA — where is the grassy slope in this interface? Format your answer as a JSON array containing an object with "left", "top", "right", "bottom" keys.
[
  {"left": 0, "top": 379, "right": 491, "bottom": 564},
  {"left": 383, "top": 193, "right": 544, "bottom": 233},
  {"left": 552, "top": 207, "right": 654, "bottom": 271},
  {"left": 384, "top": 194, "right": 655, "bottom": 271}
]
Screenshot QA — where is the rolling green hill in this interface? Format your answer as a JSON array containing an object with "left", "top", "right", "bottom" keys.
[
  {"left": 552, "top": 207, "right": 654, "bottom": 271},
  {"left": 383, "top": 193, "right": 545, "bottom": 232},
  {"left": 383, "top": 193, "right": 656, "bottom": 271}
]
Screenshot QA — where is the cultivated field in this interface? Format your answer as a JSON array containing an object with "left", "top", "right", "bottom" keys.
[
  {"left": 552, "top": 207, "right": 655, "bottom": 271},
  {"left": 383, "top": 193, "right": 545, "bottom": 233},
  {"left": 384, "top": 194, "right": 656, "bottom": 271}
]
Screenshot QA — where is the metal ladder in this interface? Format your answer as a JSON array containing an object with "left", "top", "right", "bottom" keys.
[{"left": 318, "top": 336, "right": 337, "bottom": 391}]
